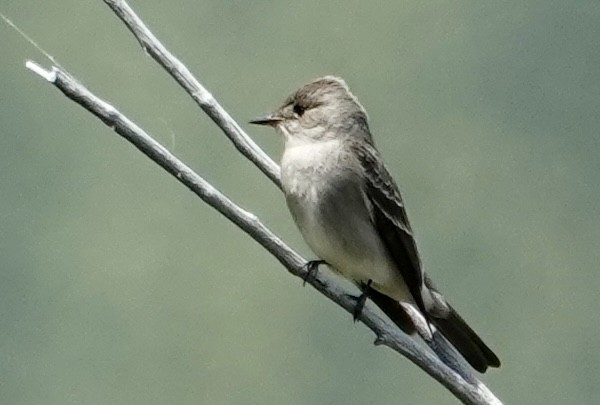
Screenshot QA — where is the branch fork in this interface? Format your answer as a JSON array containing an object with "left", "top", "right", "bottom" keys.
[{"left": 21, "top": 1, "right": 502, "bottom": 403}]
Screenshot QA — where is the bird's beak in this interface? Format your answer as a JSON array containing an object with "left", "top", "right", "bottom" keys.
[{"left": 249, "top": 113, "right": 283, "bottom": 127}]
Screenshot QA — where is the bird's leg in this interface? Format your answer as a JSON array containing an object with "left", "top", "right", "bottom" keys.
[
  {"left": 346, "top": 279, "right": 373, "bottom": 322},
  {"left": 302, "top": 260, "right": 327, "bottom": 286}
]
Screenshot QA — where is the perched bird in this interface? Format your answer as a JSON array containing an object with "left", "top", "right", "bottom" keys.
[{"left": 250, "top": 76, "right": 500, "bottom": 373}]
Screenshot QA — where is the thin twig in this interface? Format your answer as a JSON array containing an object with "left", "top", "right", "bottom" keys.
[
  {"left": 25, "top": 59, "right": 501, "bottom": 405},
  {"left": 102, "top": 0, "right": 281, "bottom": 188}
]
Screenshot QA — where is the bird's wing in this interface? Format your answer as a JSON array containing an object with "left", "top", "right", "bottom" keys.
[
  {"left": 352, "top": 143, "right": 501, "bottom": 372},
  {"left": 352, "top": 142, "right": 427, "bottom": 315}
]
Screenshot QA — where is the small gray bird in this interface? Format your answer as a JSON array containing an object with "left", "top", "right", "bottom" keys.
[{"left": 250, "top": 76, "right": 500, "bottom": 373}]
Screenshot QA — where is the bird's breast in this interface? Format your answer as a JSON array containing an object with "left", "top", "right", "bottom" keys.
[
  {"left": 280, "top": 140, "right": 407, "bottom": 297},
  {"left": 280, "top": 139, "right": 345, "bottom": 197},
  {"left": 280, "top": 139, "right": 357, "bottom": 259}
]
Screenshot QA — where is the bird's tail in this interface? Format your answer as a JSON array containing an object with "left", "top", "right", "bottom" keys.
[
  {"left": 428, "top": 305, "right": 501, "bottom": 373},
  {"left": 365, "top": 283, "right": 500, "bottom": 373}
]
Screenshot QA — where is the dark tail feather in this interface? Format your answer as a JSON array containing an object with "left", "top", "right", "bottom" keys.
[
  {"left": 429, "top": 305, "right": 501, "bottom": 373},
  {"left": 360, "top": 282, "right": 500, "bottom": 373}
]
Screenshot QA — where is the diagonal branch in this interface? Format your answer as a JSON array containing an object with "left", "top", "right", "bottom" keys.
[{"left": 25, "top": 60, "right": 500, "bottom": 405}]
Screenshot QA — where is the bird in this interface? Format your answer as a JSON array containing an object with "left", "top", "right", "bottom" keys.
[{"left": 249, "top": 76, "right": 500, "bottom": 373}]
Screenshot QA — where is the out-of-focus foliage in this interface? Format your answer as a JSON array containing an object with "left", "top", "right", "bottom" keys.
[{"left": 1, "top": 1, "right": 598, "bottom": 404}]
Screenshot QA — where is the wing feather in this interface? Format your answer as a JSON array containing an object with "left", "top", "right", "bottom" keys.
[{"left": 352, "top": 142, "right": 427, "bottom": 315}]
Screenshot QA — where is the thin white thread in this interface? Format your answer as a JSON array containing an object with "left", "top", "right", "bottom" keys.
[{"left": 1, "top": 12, "right": 64, "bottom": 70}]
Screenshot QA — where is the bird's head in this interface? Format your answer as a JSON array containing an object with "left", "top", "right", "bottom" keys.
[{"left": 250, "top": 76, "right": 370, "bottom": 144}]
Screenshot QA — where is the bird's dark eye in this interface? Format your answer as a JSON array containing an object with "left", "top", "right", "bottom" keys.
[{"left": 293, "top": 104, "right": 305, "bottom": 116}]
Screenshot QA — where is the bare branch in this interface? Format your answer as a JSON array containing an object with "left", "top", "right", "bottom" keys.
[
  {"left": 26, "top": 59, "right": 501, "bottom": 405},
  {"left": 102, "top": 0, "right": 281, "bottom": 188}
]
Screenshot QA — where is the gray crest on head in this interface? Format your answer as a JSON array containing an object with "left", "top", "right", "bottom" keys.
[
  {"left": 287, "top": 76, "right": 368, "bottom": 120},
  {"left": 282, "top": 76, "right": 371, "bottom": 142}
]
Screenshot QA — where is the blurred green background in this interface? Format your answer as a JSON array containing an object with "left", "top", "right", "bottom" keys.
[{"left": 1, "top": 1, "right": 599, "bottom": 403}]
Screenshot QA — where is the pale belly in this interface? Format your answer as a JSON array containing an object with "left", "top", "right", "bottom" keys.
[{"left": 282, "top": 157, "right": 412, "bottom": 303}]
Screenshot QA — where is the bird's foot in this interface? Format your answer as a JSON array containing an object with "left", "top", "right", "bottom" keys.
[
  {"left": 345, "top": 280, "right": 373, "bottom": 322},
  {"left": 302, "top": 260, "right": 327, "bottom": 286}
]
